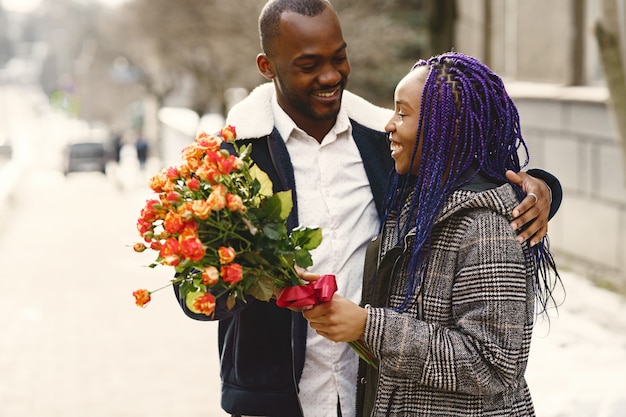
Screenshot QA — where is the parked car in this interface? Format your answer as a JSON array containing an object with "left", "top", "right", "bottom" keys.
[{"left": 63, "top": 141, "right": 107, "bottom": 175}]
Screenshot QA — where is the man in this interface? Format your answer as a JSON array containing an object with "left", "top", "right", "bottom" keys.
[{"left": 175, "top": 1, "right": 561, "bottom": 416}]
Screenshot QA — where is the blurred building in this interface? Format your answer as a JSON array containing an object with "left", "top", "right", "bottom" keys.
[{"left": 456, "top": 0, "right": 626, "bottom": 290}]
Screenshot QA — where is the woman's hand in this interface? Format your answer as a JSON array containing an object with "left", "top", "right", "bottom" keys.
[
  {"left": 302, "top": 294, "right": 367, "bottom": 343},
  {"left": 506, "top": 170, "right": 551, "bottom": 246}
]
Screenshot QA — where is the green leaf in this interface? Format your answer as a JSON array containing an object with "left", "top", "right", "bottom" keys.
[
  {"left": 179, "top": 280, "right": 195, "bottom": 298},
  {"left": 249, "top": 164, "right": 273, "bottom": 196},
  {"left": 263, "top": 222, "right": 287, "bottom": 240},
  {"left": 246, "top": 276, "right": 275, "bottom": 302},
  {"left": 291, "top": 226, "right": 323, "bottom": 250},
  {"left": 240, "top": 251, "right": 273, "bottom": 267},
  {"left": 274, "top": 191, "right": 293, "bottom": 220},
  {"left": 259, "top": 194, "right": 283, "bottom": 221},
  {"left": 294, "top": 248, "right": 314, "bottom": 269}
]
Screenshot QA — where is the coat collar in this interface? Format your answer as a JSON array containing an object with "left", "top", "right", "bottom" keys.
[{"left": 436, "top": 184, "right": 519, "bottom": 225}]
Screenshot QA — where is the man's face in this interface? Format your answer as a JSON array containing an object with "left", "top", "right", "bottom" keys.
[{"left": 260, "top": 7, "right": 351, "bottom": 133}]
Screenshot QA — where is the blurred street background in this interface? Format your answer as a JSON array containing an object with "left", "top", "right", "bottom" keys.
[{"left": 1, "top": 0, "right": 626, "bottom": 416}]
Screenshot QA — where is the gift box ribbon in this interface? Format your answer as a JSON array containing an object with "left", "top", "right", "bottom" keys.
[{"left": 276, "top": 274, "right": 337, "bottom": 308}]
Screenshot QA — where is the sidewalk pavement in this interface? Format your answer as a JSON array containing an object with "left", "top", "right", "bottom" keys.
[{"left": 526, "top": 269, "right": 626, "bottom": 417}]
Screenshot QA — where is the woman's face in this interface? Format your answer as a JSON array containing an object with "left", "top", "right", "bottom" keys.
[{"left": 385, "top": 67, "right": 429, "bottom": 175}]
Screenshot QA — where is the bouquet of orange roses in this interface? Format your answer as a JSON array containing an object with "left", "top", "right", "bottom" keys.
[{"left": 132, "top": 125, "right": 322, "bottom": 317}]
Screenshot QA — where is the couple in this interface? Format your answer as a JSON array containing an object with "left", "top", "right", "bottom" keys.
[{"left": 174, "top": 1, "right": 562, "bottom": 416}]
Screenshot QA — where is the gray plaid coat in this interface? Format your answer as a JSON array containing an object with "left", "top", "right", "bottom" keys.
[{"left": 360, "top": 184, "right": 537, "bottom": 416}]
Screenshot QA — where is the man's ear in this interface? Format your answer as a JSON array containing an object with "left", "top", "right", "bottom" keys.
[{"left": 257, "top": 53, "right": 275, "bottom": 80}]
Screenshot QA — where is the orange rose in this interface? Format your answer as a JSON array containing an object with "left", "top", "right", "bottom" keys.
[
  {"left": 163, "top": 211, "right": 184, "bottom": 234},
  {"left": 201, "top": 266, "right": 219, "bottom": 285},
  {"left": 133, "top": 289, "right": 151, "bottom": 308},
  {"left": 207, "top": 185, "right": 226, "bottom": 211},
  {"left": 196, "top": 164, "right": 220, "bottom": 183},
  {"left": 191, "top": 199, "right": 211, "bottom": 219},
  {"left": 218, "top": 155, "right": 238, "bottom": 175},
  {"left": 177, "top": 201, "right": 194, "bottom": 221},
  {"left": 137, "top": 219, "right": 152, "bottom": 235},
  {"left": 226, "top": 194, "right": 244, "bottom": 212},
  {"left": 139, "top": 199, "right": 160, "bottom": 223},
  {"left": 180, "top": 220, "right": 198, "bottom": 236},
  {"left": 166, "top": 191, "right": 181, "bottom": 203},
  {"left": 196, "top": 132, "right": 222, "bottom": 151},
  {"left": 165, "top": 166, "right": 180, "bottom": 180},
  {"left": 218, "top": 246, "right": 236, "bottom": 264},
  {"left": 220, "top": 125, "right": 236, "bottom": 142},
  {"left": 180, "top": 235, "right": 205, "bottom": 262},
  {"left": 182, "top": 143, "right": 204, "bottom": 161},
  {"left": 221, "top": 263, "right": 243, "bottom": 284},
  {"left": 186, "top": 291, "right": 216, "bottom": 316},
  {"left": 185, "top": 156, "right": 201, "bottom": 171},
  {"left": 160, "top": 238, "right": 182, "bottom": 266},
  {"left": 187, "top": 177, "right": 200, "bottom": 191},
  {"left": 178, "top": 163, "right": 191, "bottom": 178},
  {"left": 149, "top": 171, "right": 168, "bottom": 193}
]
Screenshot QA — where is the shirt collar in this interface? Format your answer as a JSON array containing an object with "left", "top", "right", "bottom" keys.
[{"left": 271, "top": 91, "right": 351, "bottom": 143}]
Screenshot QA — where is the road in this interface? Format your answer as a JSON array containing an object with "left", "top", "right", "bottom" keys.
[{"left": 0, "top": 85, "right": 625, "bottom": 417}]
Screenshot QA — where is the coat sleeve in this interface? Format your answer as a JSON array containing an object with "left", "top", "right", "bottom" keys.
[
  {"left": 363, "top": 210, "right": 532, "bottom": 396},
  {"left": 526, "top": 168, "right": 562, "bottom": 220}
]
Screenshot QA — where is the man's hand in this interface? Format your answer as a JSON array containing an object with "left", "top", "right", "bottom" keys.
[{"left": 506, "top": 170, "right": 551, "bottom": 246}]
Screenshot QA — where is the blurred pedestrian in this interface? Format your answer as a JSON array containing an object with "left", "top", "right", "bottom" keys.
[
  {"left": 303, "top": 52, "right": 563, "bottom": 417},
  {"left": 135, "top": 133, "right": 148, "bottom": 170},
  {"left": 111, "top": 132, "right": 122, "bottom": 164}
]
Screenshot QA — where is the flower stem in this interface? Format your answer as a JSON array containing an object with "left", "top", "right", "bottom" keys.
[{"left": 348, "top": 339, "right": 378, "bottom": 370}]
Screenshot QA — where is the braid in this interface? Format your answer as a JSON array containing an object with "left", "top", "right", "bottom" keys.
[{"left": 383, "top": 52, "right": 560, "bottom": 313}]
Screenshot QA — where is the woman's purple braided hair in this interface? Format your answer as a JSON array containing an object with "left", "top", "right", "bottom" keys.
[{"left": 384, "top": 52, "right": 560, "bottom": 314}]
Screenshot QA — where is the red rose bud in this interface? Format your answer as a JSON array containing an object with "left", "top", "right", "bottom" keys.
[{"left": 133, "top": 242, "right": 147, "bottom": 253}]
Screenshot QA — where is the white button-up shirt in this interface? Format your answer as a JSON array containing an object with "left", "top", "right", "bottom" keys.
[{"left": 272, "top": 95, "right": 380, "bottom": 417}]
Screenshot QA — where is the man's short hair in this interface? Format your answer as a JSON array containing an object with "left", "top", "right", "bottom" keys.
[{"left": 259, "top": 0, "right": 334, "bottom": 56}]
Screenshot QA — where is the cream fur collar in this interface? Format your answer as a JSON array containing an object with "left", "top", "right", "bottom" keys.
[{"left": 226, "top": 82, "right": 393, "bottom": 140}]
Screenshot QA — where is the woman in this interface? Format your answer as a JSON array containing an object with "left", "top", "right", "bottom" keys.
[{"left": 303, "top": 52, "right": 562, "bottom": 416}]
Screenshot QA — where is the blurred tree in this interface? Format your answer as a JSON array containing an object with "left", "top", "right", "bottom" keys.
[
  {"left": 332, "top": 0, "right": 456, "bottom": 104},
  {"left": 105, "top": 0, "right": 263, "bottom": 116},
  {"left": 595, "top": 0, "right": 626, "bottom": 182},
  {"left": 2, "top": 0, "right": 459, "bottom": 126},
  {"left": 104, "top": 0, "right": 426, "bottom": 111}
]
